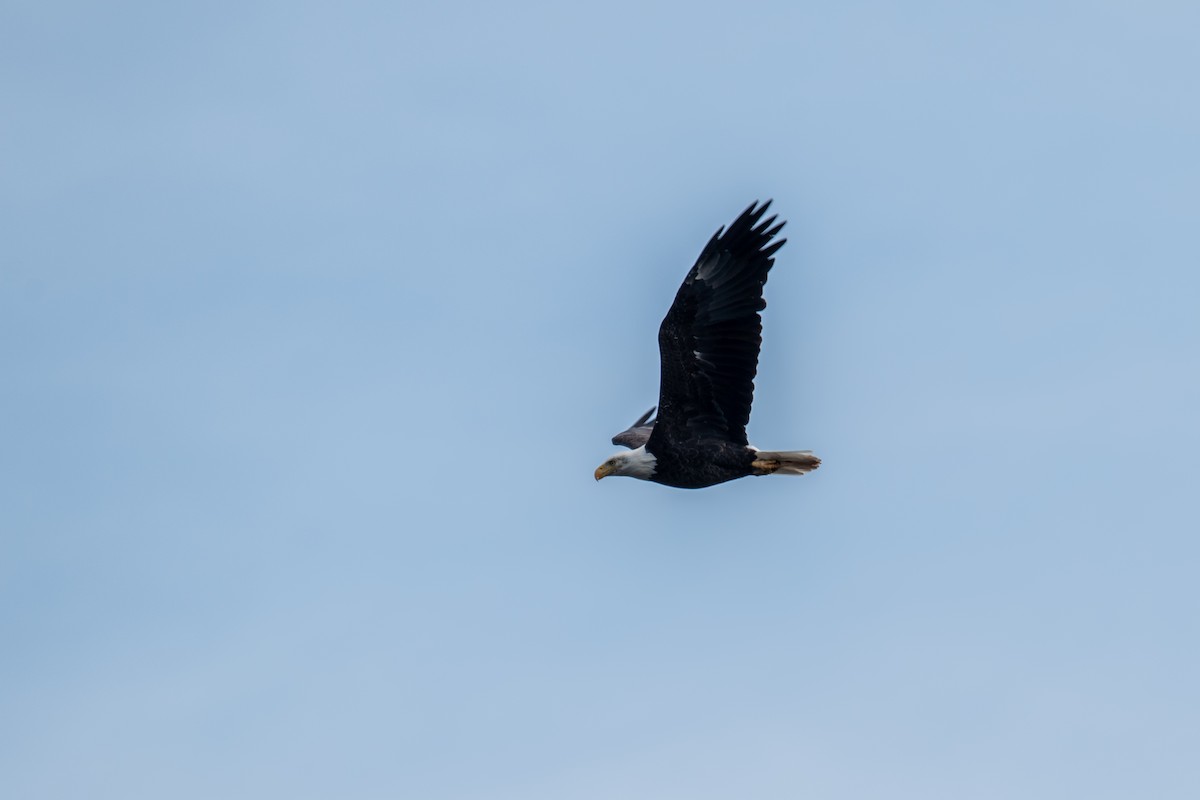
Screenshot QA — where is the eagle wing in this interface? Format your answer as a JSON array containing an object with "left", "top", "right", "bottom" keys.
[
  {"left": 611, "top": 406, "right": 656, "bottom": 449},
  {"left": 649, "top": 201, "right": 784, "bottom": 450}
]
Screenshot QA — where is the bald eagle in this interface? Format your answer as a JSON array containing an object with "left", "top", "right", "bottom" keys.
[{"left": 594, "top": 201, "right": 820, "bottom": 489}]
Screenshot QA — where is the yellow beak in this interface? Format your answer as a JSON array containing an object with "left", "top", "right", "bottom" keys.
[{"left": 594, "top": 462, "right": 614, "bottom": 481}]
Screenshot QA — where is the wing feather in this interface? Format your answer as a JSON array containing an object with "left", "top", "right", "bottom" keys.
[
  {"left": 611, "top": 407, "right": 656, "bottom": 449},
  {"left": 649, "top": 201, "right": 784, "bottom": 450}
]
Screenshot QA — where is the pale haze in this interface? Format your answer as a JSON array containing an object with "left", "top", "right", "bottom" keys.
[{"left": 3, "top": 2, "right": 1198, "bottom": 798}]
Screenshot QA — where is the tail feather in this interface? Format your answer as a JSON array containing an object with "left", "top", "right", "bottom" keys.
[{"left": 750, "top": 450, "right": 821, "bottom": 476}]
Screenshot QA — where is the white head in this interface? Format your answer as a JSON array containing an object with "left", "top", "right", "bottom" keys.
[{"left": 594, "top": 445, "right": 658, "bottom": 482}]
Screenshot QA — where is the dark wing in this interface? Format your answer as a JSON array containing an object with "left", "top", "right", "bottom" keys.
[
  {"left": 611, "top": 406, "right": 656, "bottom": 449},
  {"left": 649, "top": 201, "right": 785, "bottom": 450}
]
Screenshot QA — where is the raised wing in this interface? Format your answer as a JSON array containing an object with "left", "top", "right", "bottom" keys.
[
  {"left": 649, "top": 201, "right": 784, "bottom": 449},
  {"left": 611, "top": 406, "right": 656, "bottom": 449}
]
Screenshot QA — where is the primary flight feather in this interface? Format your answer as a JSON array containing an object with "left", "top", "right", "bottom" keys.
[{"left": 595, "top": 201, "right": 820, "bottom": 489}]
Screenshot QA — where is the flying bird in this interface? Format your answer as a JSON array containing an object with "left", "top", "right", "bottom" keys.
[{"left": 594, "top": 201, "right": 820, "bottom": 489}]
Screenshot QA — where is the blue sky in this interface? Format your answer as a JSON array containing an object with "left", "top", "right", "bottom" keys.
[{"left": 3, "top": 1, "right": 1198, "bottom": 798}]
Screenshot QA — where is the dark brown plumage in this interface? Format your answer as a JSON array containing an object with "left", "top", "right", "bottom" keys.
[{"left": 596, "top": 201, "right": 820, "bottom": 489}]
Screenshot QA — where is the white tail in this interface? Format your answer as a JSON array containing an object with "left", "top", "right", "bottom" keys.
[{"left": 750, "top": 450, "right": 821, "bottom": 476}]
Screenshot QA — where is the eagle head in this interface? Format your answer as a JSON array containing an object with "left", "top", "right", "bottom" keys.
[{"left": 594, "top": 446, "right": 658, "bottom": 481}]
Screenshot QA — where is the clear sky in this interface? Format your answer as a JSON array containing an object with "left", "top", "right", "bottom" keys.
[{"left": 3, "top": 2, "right": 1198, "bottom": 798}]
